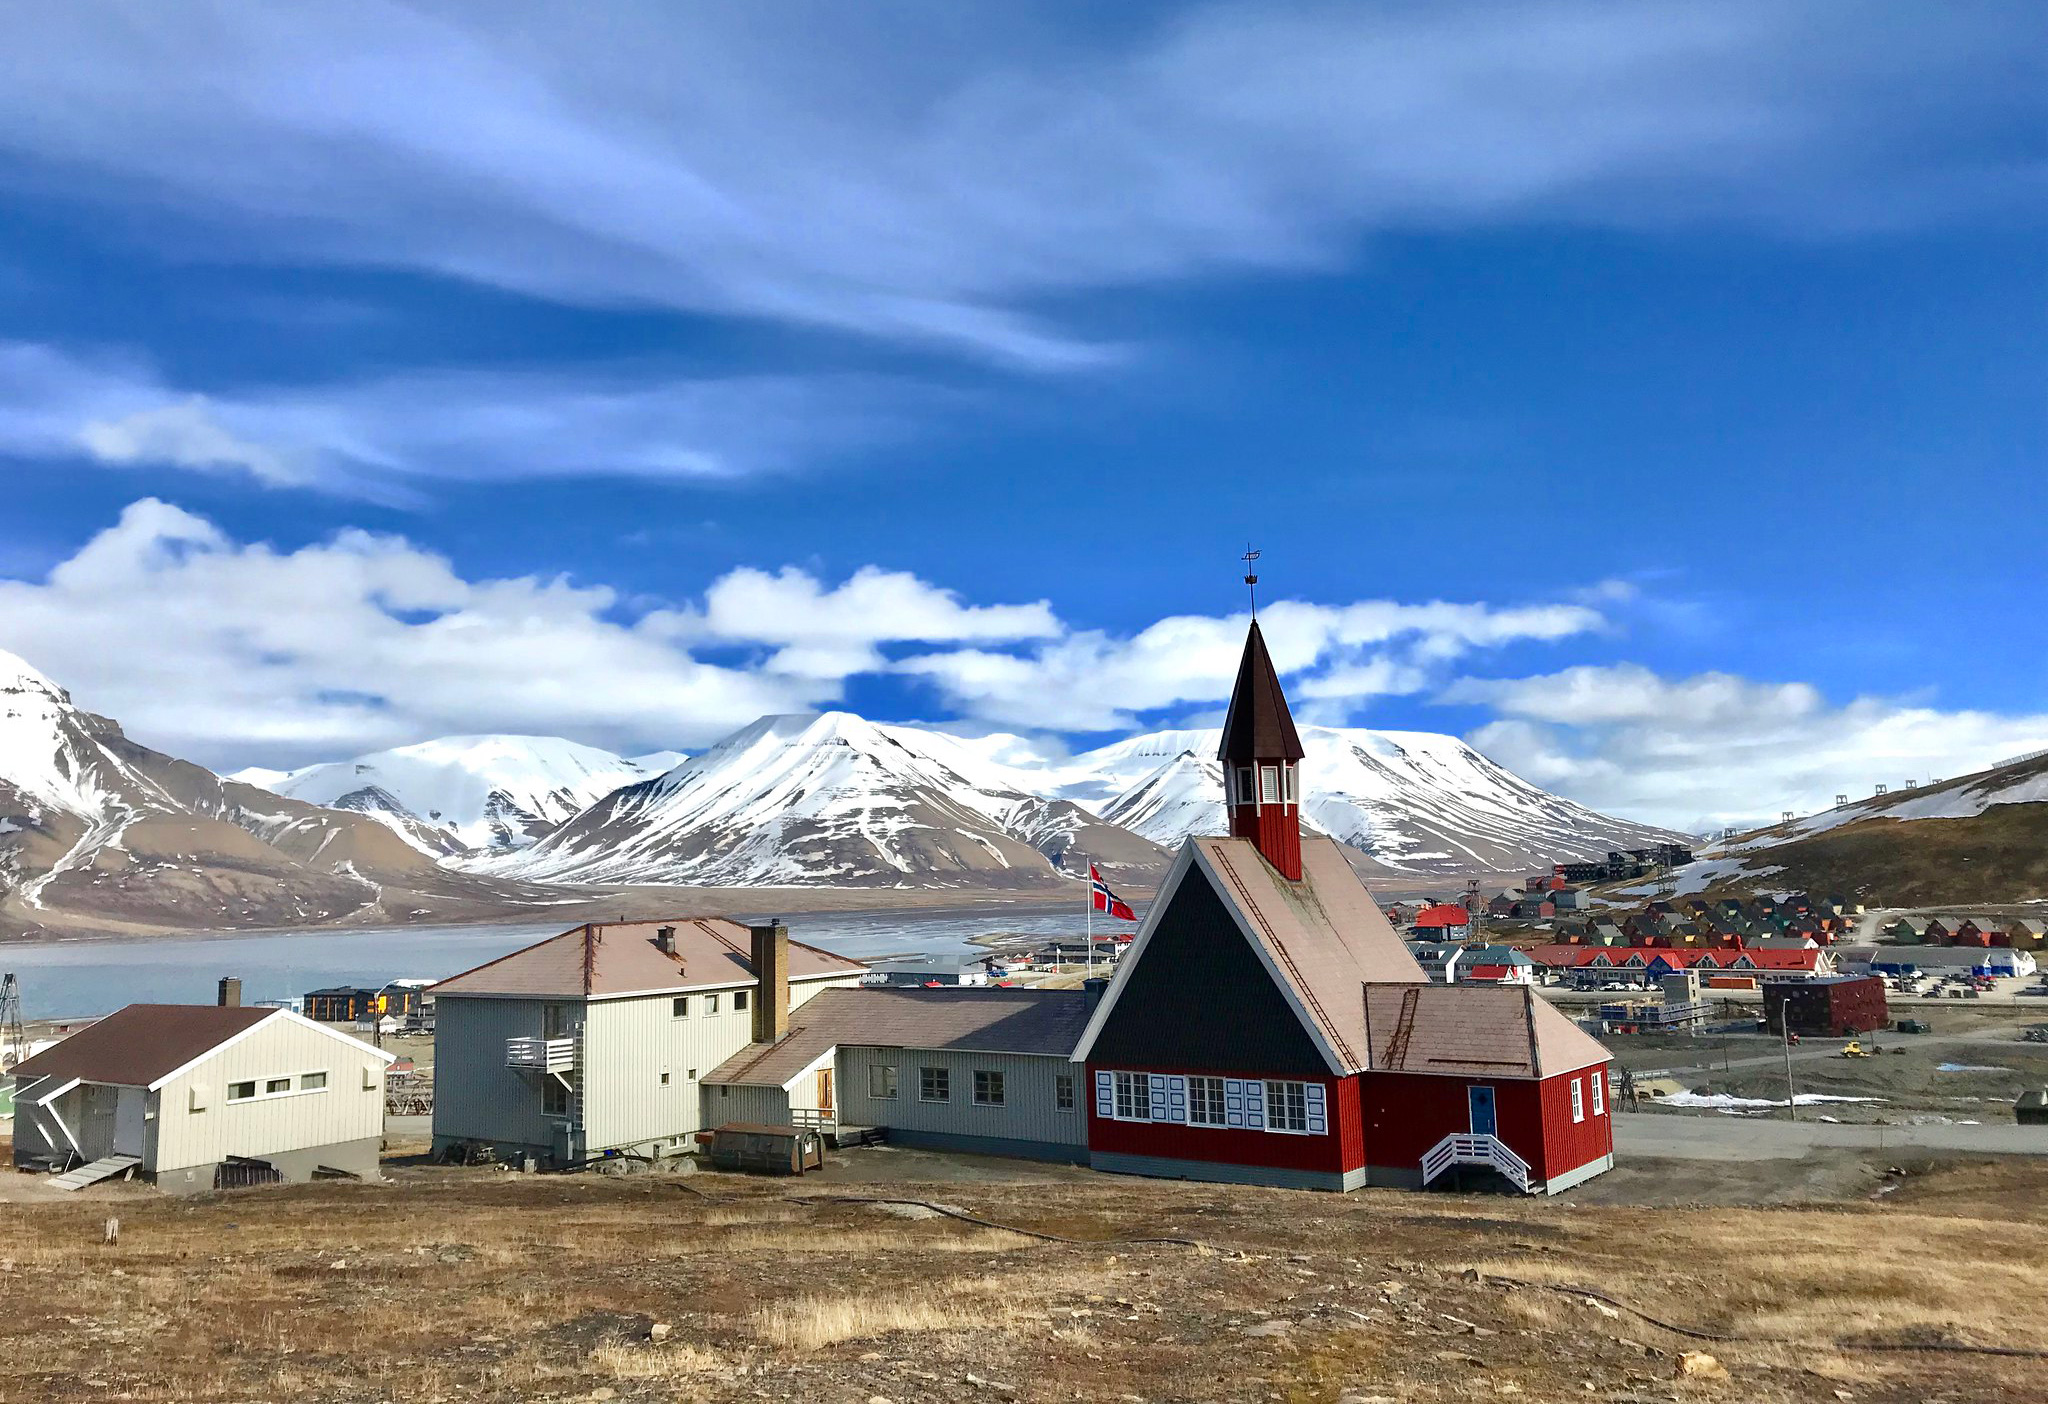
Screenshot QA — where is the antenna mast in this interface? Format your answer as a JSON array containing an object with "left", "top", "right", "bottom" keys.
[{"left": 1, "top": 973, "right": 25, "bottom": 1072}]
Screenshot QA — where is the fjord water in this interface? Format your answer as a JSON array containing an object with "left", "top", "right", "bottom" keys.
[{"left": 1, "top": 904, "right": 1103, "bottom": 1019}]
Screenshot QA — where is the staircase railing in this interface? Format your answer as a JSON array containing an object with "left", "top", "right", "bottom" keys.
[{"left": 1421, "top": 1132, "right": 1533, "bottom": 1193}]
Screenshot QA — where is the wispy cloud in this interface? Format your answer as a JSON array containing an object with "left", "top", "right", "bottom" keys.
[
  {"left": 0, "top": 339, "right": 926, "bottom": 495},
  {"left": 1, "top": 2, "right": 2035, "bottom": 365}
]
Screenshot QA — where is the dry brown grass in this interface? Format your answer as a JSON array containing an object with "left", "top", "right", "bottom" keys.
[{"left": 1, "top": 1158, "right": 2045, "bottom": 1403}]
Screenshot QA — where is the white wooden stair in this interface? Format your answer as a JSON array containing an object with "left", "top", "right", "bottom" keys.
[{"left": 47, "top": 1154, "right": 141, "bottom": 1191}]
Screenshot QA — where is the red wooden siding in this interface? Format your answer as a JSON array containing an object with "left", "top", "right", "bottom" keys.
[
  {"left": 1533, "top": 1069, "right": 1614, "bottom": 1179},
  {"left": 1359, "top": 1067, "right": 1612, "bottom": 1185},
  {"left": 1085, "top": 1064, "right": 1361, "bottom": 1176}
]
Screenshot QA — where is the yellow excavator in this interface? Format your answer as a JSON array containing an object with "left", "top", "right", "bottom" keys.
[{"left": 1840, "top": 1039, "right": 1873, "bottom": 1058}]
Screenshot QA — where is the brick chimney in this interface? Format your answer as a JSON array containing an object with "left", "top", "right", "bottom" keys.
[
  {"left": 751, "top": 921, "right": 790, "bottom": 1043},
  {"left": 217, "top": 975, "right": 242, "bottom": 1008}
]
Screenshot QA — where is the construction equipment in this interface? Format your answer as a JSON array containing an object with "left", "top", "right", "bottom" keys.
[{"left": 1840, "top": 1039, "right": 1872, "bottom": 1058}]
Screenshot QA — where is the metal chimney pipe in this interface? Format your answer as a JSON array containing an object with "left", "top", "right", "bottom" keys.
[
  {"left": 654, "top": 925, "right": 676, "bottom": 955},
  {"left": 217, "top": 976, "right": 242, "bottom": 1008}
]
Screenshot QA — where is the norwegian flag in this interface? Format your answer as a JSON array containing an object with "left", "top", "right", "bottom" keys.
[{"left": 1089, "top": 864, "right": 1136, "bottom": 922}]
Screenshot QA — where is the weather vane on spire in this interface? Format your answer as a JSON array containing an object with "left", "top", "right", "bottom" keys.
[{"left": 1241, "top": 545, "right": 1261, "bottom": 616}]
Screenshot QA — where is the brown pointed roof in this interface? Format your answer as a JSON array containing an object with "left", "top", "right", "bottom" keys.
[
  {"left": 6, "top": 1004, "right": 276, "bottom": 1088},
  {"left": 1218, "top": 619, "right": 1304, "bottom": 763}
]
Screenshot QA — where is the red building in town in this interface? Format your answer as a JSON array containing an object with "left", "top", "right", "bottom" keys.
[{"left": 1073, "top": 620, "right": 1616, "bottom": 1195}]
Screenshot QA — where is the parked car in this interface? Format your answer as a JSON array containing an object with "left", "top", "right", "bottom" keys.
[{"left": 1895, "top": 1019, "right": 1930, "bottom": 1034}]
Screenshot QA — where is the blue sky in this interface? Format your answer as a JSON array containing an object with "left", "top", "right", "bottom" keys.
[{"left": 0, "top": 0, "right": 2043, "bottom": 831}]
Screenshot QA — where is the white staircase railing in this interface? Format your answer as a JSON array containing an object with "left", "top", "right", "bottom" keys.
[{"left": 1421, "top": 1132, "right": 1533, "bottom": 1194}]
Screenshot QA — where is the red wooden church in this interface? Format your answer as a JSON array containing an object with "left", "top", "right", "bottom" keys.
[{"left": 1073, "top": 619, "right": 1615, "bottom": 1194}]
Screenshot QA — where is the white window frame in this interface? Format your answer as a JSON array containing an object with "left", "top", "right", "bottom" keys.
[
  {"left": 229, "top": 1070, "right": 333, "bottom": 1104},
  {"left": 973, "top": 1069, "right": 1006, "bottom": 1107},
  {"left": 1282, "top": 762, "right": 1299, "bottom": 804},
  {"left": 1260, "top": 765, "right": 1281, "bottom": 804},
  {"left": 1571, "top": 1077, "right": 1585, "bottom": 1122},
  {"left": 1265, "top": 1079, "right": 1311, "bottom": 1134},
  {"left": 1589, "top": 1070, "right": 1604, "bottom": 1116},
  {"left": 919, "top": 1065, "right": 950, "bottom": 1102},
  {"left": 705, "top": 993, "right": 720, "bottom": 1014},
  {"left": 1188, "top": 1075, "right": 1228, "bottom": 1127},
  {"left": 1112, "top": 1071, "right": 1153, "bottom": 1121},
  {"left": 733, "top": 989, "right": 750, "bottom": 1012},
  {"left": 672, "top": 996, "right": 690, "bottom": 1018},
  {"left": 869, "top": 1064, "right": 898, "bottom": 1100},
  {"left": 1236, "top": 766, "right": 1254, "bottom": 809},
  {"left": 1054, "top": 1073, "right": 1075, "bottom": 1112}
]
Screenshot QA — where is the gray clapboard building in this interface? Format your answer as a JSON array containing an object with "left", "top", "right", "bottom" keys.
[
  {"left": 703, "top": 985, "right": 1095, "bottom": 1161},
  {"left": 428, "top": 918, "right": 866, "bottom": 1166}
]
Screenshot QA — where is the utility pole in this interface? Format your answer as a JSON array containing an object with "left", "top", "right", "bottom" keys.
[{"left": 1780, "top": 1004, "right": 1798, "bottom": 1123}]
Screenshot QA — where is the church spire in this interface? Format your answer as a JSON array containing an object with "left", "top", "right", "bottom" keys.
[{"left": 1219, "top": 617, "right": 1305, "bottom": 880}]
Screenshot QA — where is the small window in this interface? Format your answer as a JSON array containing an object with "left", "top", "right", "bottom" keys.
[
  {"left": 672, "top": 996, "right": 690, "bottom": 1018},
  {"left": 1235, "top": 767, "right": 1253, "bottom": 805},
  {"left": 299, "top": 1071, "right": 327, "bottom": 1092},
  {"left": 869, "top": 1064, "right": 898, "bottom": 1100},
  {"left": 705, "top": 993, "right": 720, "bottom": 1014},
  {"left": 1571, "top": 1077, "right": 1585, "bottom": 1122},
  {"left": 1260, "top": 765, "right": 1281, "bottom": 803},
  {"left": 1590, "top": 1070, "right": 1605, "bottom": 1116},
  {"left": 1266, "top": 1080, "right": 1309, "bottom": 1132},
  {"left": 1112, "top": 1071, "right": 1152, "bottom": 1120},
  {"left": 659, "top": 1071, "right": 670, "bottom": 1086},
  {"left": 1188, "top": 1075, "right": 1228, "bottom": 1127},
  {"left": 1054, "top": 1073, "right": 1075, "bottom": 1112},
  {"left": 919, "top": 1066, "right": 950, "bottom": 1102},
  {"left": 265, "top": 1077, "right": 292, "bottom": 1096},
  {"left": 687, "top": 1068, "right": 697, "bottom": 1080},
  {"left": 543, "top": 1080, "right": 571, "bottom": 1117},
  {"left": 1283, "top": 763, "right": 1300, "bottom": 804},
  {"left": 734, "top": 989, "right": 750, "bottom": 1011},
  {"left": 227, "top": 1080, "right": 256, "bottom": 1102},
  {"left": 973, "top": 1070, "right": 1005, "bottom": 1106}
]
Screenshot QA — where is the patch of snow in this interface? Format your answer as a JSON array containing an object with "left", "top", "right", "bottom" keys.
[{"left": 1654, "top": 1091, "right": 1882, "bottom": 1110}]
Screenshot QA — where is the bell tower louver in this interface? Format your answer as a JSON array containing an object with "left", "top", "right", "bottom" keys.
[{"left": 1218, "top": 618, "right": 1305, "bottom": 880}]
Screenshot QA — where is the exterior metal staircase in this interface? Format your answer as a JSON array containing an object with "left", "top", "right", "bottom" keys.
[
  {"left": 1420, "top": 1133, "right": 1533, "bottom": 1194},
  {"left": 48, "top": 1154, "right": 142, "bottom": 1191}
]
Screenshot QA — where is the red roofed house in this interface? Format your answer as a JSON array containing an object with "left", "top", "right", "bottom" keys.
[
  {"left": 1413, "top": 903, "right": 1473, "bottom": 935},
  {"left": 1072, "top": 621, "right": 1615, "bottom": 1195}
]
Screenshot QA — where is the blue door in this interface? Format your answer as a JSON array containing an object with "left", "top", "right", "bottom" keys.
[{"left": 1468, "top": 1085, "right": 1497, "bottom": 1137}]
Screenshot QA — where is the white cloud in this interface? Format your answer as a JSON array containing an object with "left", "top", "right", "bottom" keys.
[
  {"left": 0, "top": 500, "right": 1055, "bottom": 767},
  {"left": 1453, "top": 664, "right": 2048, "bottom": 831},
  {"left": 78, "top": 398, "right": 309, "bottom": 486},
  {"left": 900, "top": 597, "right": 1605, "bottom": 732},
  {"left": 0, "top": 339, "right": 918, "bottom": 494},
  {"left": 0, "top": 2, "right": 2032, "bottom": 364}
]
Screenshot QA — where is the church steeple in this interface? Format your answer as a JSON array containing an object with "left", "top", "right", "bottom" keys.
[{"left": 1219, "top": 618, "right": 1305, "bottom": 880}]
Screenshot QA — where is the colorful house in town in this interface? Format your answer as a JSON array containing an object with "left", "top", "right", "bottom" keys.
[{"left": 1072, "top": 620, "right": 1615, "bottom": 1195}]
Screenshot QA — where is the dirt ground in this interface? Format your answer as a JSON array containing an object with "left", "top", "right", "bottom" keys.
[{"left": 1, "top": 1146, "right": 2044, "bottom": 1404}]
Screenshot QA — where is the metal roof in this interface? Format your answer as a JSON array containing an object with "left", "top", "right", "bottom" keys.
[
  {"left": 1217, "top": 620, "right": 1304, "bottom": 762},
  {"left": 431, "top": 918, "right": 866, "bottom": 999},
  {"left": 1362, "top": 984, "right": 1611, "bottom": 1079},
  {"left": 703, "top": 986, "right": 1094, "bottom": 1088},
  {"left": 7, "top": 1004, "right": 275, "bottom": 1088}
]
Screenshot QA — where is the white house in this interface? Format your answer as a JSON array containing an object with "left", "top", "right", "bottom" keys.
[
  {"left": 8, "top": 1003, "right": 393, "bottom": 1193},
  {"left": 429, "top": 918, "right": 866, "bottom": 1167}
]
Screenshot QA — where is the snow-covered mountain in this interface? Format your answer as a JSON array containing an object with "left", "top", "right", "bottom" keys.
[
  {"left": 1046, "top": 725, "right": 1688, "bottom": 877},
  {"left": 0, "top": 649, "right": 550, "bottom": 936},
  {"left": 238, "top": 735, "right": 661, "bottom": 856},
  {"left": 478, "top": 712, "right": 1164, "bottom": 889}
]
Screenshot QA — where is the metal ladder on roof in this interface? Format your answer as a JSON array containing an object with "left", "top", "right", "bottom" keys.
[{"left": 1383, "top": 986, "right": 1422, "bottom": 1068}]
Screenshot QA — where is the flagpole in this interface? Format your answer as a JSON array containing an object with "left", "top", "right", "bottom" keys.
[{"left": 1085, "top": 856, "right": 1093, "bottom": 976}]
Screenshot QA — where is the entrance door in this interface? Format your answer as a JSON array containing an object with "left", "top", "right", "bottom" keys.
[
  {"left": 815, "top": 1068, "right": 835, "bottom": 1114},
  {"left": 1467, "top": 1085, "right": 1497, "bottom": 1138},
  {"left": 114, "top": 1086, "right": 146, "bottom": 1157}
]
